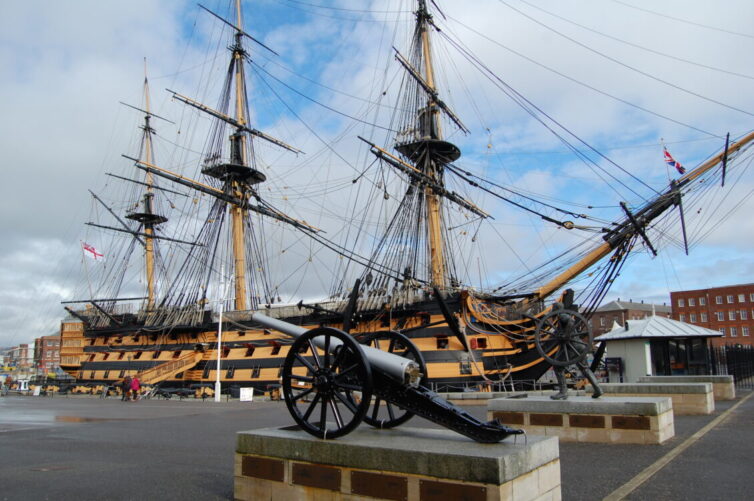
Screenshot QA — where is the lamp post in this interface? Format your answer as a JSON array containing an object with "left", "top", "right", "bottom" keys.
[{"left": 215, "top": 263, "right": 227, "bottom": 402}]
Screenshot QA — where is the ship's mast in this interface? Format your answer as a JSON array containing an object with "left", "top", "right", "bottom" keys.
[
  {"left": 229, "top": 0, "right": 250, "bottom": 311},
  {"left": 391, "top": 0, "right": 464, "bottom": 289},
  {"left": 126, "top": 60, "right": 167, "bottom": 311},
  {"left": 417, "top": 0, "right": 447, "bottom": 289}
]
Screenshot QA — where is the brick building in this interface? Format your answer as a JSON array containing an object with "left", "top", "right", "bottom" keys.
[
  {"left": 670, "top": 283, "right": 754, "bottom": 347},
  {"left": 589, "top": 300, "right": 671, "bottom": 337},
  {"left": 34, "top": 334, "right": 61, "bottom": 375}
]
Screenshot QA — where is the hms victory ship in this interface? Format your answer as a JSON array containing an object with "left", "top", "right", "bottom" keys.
[{"left": 60, "top": 0, "right": 754, "bottom": 401}]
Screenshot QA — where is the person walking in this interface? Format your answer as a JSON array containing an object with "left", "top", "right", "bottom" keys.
[
  {"left": 121, "top": 375, "right": 132, "bottom": 401},
  {"left": 130, "top": 376, "right": 141, "bottom": 401}
]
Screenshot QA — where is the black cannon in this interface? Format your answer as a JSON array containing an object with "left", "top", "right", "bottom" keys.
[{"left": 250, "top": 312, "right": 522, "bottom": 443}]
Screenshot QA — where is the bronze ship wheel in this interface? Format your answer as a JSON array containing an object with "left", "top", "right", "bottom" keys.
[
  {"left": 282, "top": 327, "right": 373, "bottom": 439},
  {"left": 534, "top": 309, "right": 592, "bottom": 367},
  {"left": 359, "top": 331, "right": 427, "bottom": 429}
]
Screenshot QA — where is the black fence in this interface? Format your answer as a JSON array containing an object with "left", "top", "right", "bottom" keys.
[{"left": 711, "top": 344, "right": 754, "bottom": 389}]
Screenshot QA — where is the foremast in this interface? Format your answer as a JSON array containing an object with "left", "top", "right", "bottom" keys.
[
  {"left": 365, "top": 0, "right": 478, "bottom": 292},
  {"left": 414, "top": 0, "right": 447, "bottom": 288}
]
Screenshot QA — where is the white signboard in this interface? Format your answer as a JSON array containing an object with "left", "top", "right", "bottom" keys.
[{"left": 239, "top": 387, "right": 254, "bottom": 402}]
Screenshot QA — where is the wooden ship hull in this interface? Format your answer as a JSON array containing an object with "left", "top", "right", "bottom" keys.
[{"left": 60, "top": 293, "right": 559, "bottom": 394}]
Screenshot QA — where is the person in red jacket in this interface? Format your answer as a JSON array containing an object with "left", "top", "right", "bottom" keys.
[{"left": 130, "top": 376, "right": 141, "bottom": 401}]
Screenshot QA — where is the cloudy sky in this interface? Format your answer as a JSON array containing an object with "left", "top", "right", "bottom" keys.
[{"left": 2, "top": 0, "right": 754, "bottom": 348}]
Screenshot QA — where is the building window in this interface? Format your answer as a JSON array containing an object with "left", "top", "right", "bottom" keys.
[
  {"left": 750, "top": 293, "right": 754, "bottom": 302},
  {"left": 225, "top": 366, "right": 235, "bottom": 379},
  {"left": 701, "top": 313, "right": 708, "bottom": 322},
  {"left": 744, "top": 327, "right": 750, "bottom": 337},
  {"left": 118, "top": 370, "right": 125, "bottom": 378},
  {"left": 436, "top": 336, "right": 449, "bottom": 349},
  {"left": 677, "top": 298, "right": 685, "bottom": 307},
  {"left": 730, "top": 327, "right": 738, "bottom": 337},
  {"left": 251, "top": 366, "right": 261, "bottom": 378},
  {"left": 719, "top": 328, "right": 726, "bottom": 336},
  {"left": 716, "top": 312, "right": 724, "bottom": 321},
  {"left": 729, "top": 311, "right": 736, "bottom": 321},
  {"left": 739, "top": 294, "right": 746, "bottom": 303},
  {"left": 727, "top": 295, "right": 734, "bottom": 304},
  {"left": 741, "top": 310, "right": 748, "bottom": 321},
  {"left": 716, "top": 296, "right": 722, "bottom": 304},
  {"left": 599, "top": 317, "right": 605, "bottom": 327},
  {"left": 688, "top": 298, "right": 696, "bottom": 306},
  {"left": 700, "top": 297, "right": 706, "bottom": 306},
  {"left": 679, "top": 314, "right": 686, "bottom": 322},
  {"left": 690, "top": 314, "right": 697, "bottom": 322}
]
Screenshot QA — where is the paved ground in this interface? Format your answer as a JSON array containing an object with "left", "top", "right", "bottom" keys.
[{"left": 0, "top": 389, "right": 751, "bottom": 500}]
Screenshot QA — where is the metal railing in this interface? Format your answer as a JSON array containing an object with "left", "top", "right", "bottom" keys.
[{"left": 711, "top": 344, "right": 754, "bottom": 389}]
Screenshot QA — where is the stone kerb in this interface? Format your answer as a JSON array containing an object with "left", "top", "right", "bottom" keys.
[
  {"left": 487, "top": 396, "right": 674, "bottom": 445},
  {"left": 235, "top": 426, "right": 560, "bottom": 501},
  {"left": 637, "top": 376, "right": 735, "bottom": 401},
  {"left": 586, "top": 382, "right": 715, "bottom": 415}
]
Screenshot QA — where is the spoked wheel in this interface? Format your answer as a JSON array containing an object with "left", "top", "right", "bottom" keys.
[
  {"left": 282, "top": 327, "right": 373, "bottom": 439},
  {"left": 360, "top": 331, "right": 426, "bottom": 429},
  {"left": 535, "top": 309, "right": 592, "bottom": 367}
]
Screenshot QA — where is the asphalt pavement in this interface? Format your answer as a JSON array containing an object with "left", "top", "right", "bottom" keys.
[{"left": 0, "top": 389, "right": 751, "bottom": 500}]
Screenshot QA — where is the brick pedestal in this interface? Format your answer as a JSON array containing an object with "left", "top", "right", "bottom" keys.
[
  {"left": 637, "top": 376, "right": 735, "bottom": 401},
  {"left": 488, "top": 396, "right": 674, "bottom": 444},
  {"left": 587, "top": 382, "right": 714, "bottom": 415},
  {"left": 235, "top": 426, "right": 560, "bottom": 501}
]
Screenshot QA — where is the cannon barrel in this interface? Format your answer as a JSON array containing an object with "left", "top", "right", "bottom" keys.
[{"left": 249, "top": 312, "right": 421, "bottom": 386}]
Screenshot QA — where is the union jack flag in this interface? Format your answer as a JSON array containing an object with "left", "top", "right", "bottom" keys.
[{"left": 663, "top": 146, "right": 686, "bottom": 175}]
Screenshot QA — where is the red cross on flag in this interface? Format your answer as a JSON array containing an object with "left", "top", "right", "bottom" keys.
[{"left": 82, "top": 242, "right": 105, "bottom": 261}]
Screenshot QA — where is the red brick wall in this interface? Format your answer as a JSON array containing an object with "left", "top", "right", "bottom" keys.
[{"left": 671, "top": 284, "right": 754, "bottom": 347}]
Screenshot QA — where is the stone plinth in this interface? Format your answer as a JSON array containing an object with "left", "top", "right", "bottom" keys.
[
  {"left": 235, "top": 426, "right": 560, "bottom": 501},
  {"left": 488, "top": 396, "right": 674, "bottom": 444},
  {"left": 442, "top": 391, "right": 586, "bottom": 405},
  {"left": 637, "top": 375, "right": 735, "bottom": 401},
  {"left": 586, "top": 382, "right": 714, "bottom": 415}
]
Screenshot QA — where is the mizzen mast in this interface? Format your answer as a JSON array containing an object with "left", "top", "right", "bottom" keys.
[{"left": 125, "top": 60, "right": 168, "bottom": 311}]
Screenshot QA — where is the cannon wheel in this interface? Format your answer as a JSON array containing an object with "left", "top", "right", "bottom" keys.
[
  {"left": 360, "top": 331, "right": 427, "bottom": 429},
  {"left": 534, "top": 309, "right": 592, "bottom": 367},
  {"left": 282, "top": 327, "right": 373, "bottom": 439}
]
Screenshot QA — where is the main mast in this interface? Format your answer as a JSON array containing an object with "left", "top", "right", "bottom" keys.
[{"left": 229, "top": 0, "right": 250, "bottom": 311}]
